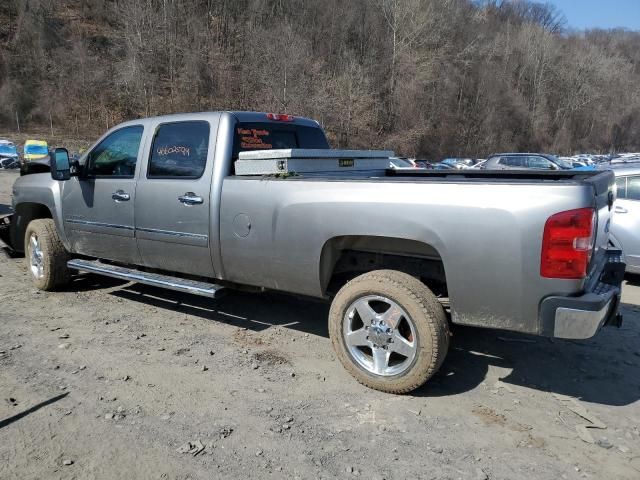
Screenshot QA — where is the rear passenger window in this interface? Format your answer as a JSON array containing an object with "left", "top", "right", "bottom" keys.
[
  {"left": 616, "top": 177, "right": 627, "bottom": 199},
  {"left": 148, "top": 121, "right": 210, "bottom": 178},
  {"left": 626, "top": 176, "right": 640, "bottom": 200}
]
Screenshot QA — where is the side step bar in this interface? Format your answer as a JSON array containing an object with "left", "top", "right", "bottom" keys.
[{"left": 67, "top": 259, "right": 225, "bottom": 299}]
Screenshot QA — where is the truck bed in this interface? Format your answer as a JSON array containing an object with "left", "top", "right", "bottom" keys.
[{"left": 220, "top": 168, "right": 614, "bottom": 335}]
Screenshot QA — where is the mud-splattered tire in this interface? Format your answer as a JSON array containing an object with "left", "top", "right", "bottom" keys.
[
  {"left": 24, "top": 219, "right": 70, "bottom": 291},
  {"left": 329, "top": 270, "right": 450, "bottom": 394}
]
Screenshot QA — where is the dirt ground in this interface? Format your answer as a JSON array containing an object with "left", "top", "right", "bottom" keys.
[{"left": 1, "top": 169, "right": 639, "bottom": 480}]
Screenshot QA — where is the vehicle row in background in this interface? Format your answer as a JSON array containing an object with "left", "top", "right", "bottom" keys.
[
  {"left": 481, "top": 153, "right": 595, "bottom": 171},
  {"left": 0, "top": 138, "right": 50, "bottom": 172}
]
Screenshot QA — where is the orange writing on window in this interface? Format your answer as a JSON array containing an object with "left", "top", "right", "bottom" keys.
[{"left": 238, "top": 128, "right": 272, "bottom": 149}]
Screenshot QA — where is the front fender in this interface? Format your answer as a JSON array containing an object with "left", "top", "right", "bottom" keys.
[{"left": 11, "top": 173, "right": 69, "bottom": 252}]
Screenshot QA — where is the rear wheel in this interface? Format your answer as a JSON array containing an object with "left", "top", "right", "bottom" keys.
[
  {"left": 24, "top": 219, "right": 70, "bottom": 291},
  {"left": 329, "top": 270, "right": 450, "bottom": 393}
]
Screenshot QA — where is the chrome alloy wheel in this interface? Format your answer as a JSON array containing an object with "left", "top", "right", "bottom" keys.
[
  {"left": 343, "top": 295, "right": 418, "bottom": 377},
  {"left": 28, "top": 233, "right": 44, "bottom": 279}
]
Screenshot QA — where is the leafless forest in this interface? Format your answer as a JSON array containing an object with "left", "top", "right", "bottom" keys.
[{"left": 1, "top": 0, "right": 639, "bottom": 158}]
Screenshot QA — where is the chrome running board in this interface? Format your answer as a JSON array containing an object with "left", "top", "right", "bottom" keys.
[{"left": 67, "top": 259, "right": 225, "bottom": 298}]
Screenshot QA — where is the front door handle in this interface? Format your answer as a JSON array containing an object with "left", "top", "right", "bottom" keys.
[
  {"left": 178, "top": 192, "right": 204, "bottom": 205},
  {"left": 615, "top": 205, "right": 628, "bottom": 214},
  {"left": 112, "top": 190, "right": 130, "bottom": 202}
]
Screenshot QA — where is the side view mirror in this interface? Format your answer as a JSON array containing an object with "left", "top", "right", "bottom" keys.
[{"left": 50, "top": 148, "right": 71, "bottom": 181}]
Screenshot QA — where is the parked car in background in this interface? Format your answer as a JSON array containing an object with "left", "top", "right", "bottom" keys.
[
  {"left": 609, "top": 165, "right": 640, "bottom": 274},
  {"left": 611, "top": 153, "right": 640, "bottom": 165},
  {"left": 21, "top": 139, "right": 50, "bottom": 175},
  {"left": 433, "top": 162, "right": 455, "bottom": 170},
  {"left": 414, "top": 160, "right": 433, "bottom": 169},
  {"left": 388, "top": 157, "right": 418, "bottom": 169},
  {"left": 0, "top": 157, "right": 20, "bottom": 169},
  {"left": 440, "top": 158, "right": 473, "bottom": 169},
  {"left": 482, "top": 153, "right": 595, "bottom": 171},
  {"left": 0, "top": 140, "right": 19, "bottom": 168},
  {"left": 23, "top": 139, "right": 49, "bottom": 162}
]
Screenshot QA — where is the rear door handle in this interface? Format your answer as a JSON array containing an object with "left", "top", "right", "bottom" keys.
[
  {"left": 615, "top": 205, "right": 628, "bottom": 214},
  {"left": 178, "top": 192, "right": 204, "bottom": 205},
  {"left": 112, "top": 190, "right": 130, "bottom": 202}
]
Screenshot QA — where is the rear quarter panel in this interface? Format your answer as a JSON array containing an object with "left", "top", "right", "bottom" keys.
[{"left": 220, "top": 177, "right": 597, "bottom": 334}]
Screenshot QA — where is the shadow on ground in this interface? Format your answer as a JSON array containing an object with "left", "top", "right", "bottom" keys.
[
  {"left": 420, "top": 311, "right": 640, "bottom": 407},
  {"left": 0, "top": 392, "right": 69, "bottom": 430},
  {"left": 70, "top": 273, "right": 640, "bottom": 407},
  {"left": 0, "top": 204, "right": 11, "bottom": 216}
]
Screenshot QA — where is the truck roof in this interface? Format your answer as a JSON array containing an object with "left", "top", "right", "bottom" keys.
[{"left": 115, "top": 111, "right": 321, "bottom": 129}]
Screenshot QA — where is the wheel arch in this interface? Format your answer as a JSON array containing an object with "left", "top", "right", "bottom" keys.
[
  {"left": 11, "top": 202, "right": 55, "bottom": 252},
  {"left": 319, "top": 235, "right": 448, "bottom": 297}
]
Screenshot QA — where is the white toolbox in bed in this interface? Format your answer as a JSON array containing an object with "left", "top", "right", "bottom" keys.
[{"left": 235, "top": 149, "right": 395, "bottom": 176}]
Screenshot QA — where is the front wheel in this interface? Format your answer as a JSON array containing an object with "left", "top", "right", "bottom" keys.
[
  {"left": 329, "top": 270, "right": 450, "bottom": 394},
  {"left": 24, "top": 219, "right": 71, "bottom": 291}
]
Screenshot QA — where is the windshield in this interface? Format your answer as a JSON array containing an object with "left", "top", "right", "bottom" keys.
[
  {"left": 0, "top": 144, "right": 17, "bottom": 155},
  {"left": 25, "top": 144, "right": 49, "bottom": 155}
]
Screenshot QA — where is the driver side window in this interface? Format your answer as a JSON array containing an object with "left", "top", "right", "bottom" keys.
[{"left": 86, "top": 126, "right": 144, "bottom": 177}]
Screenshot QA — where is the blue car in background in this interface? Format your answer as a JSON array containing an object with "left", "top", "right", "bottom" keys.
[{"left": 0, "top": 140, "right": 19, "bottom": 169}]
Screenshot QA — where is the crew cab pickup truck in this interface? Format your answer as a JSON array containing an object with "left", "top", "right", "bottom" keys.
[{"left": 0, "top": 111, "right": 625, "bottom": 393}]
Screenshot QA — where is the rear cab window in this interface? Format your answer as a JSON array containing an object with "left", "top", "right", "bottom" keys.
[{"left": 232, "top": 122, "right": 330, "bottom": 161}]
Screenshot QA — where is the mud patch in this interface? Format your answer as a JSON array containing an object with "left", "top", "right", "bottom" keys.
[
  {"left": 252, "top": 350, "right": 291, "bottom": 367},
  {"left": 233, "top": 329, "right": 270, "bottom": 348},
  {"left": 472, "top": 406, "right": 507, "bottom": 426}
]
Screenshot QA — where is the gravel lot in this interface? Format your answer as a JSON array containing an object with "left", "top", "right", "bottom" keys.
[{"left": 1, "top": 169, "right": 639, "bottom": 480}]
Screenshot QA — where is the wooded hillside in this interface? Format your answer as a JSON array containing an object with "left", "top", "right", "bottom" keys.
[{"left": 1, "top": 0, "right": 639, "bottom": 158}]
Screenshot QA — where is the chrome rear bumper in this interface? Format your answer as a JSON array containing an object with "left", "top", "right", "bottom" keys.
[{"left": 539, "top": 249, "right": 624, "bottom": 339}]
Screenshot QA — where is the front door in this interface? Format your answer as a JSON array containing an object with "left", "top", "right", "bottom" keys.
[
  {"left": 62, "top": 125, "right": 145, "bottom": 263},
  {"left": 134, "top": 120, "right": 216, "bottom": 277}
]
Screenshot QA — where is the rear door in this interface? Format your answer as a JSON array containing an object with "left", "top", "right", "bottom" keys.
[
  {"left": 134, "top": 119, "right": 217, "bottom": 277},
  {"left": 611, "top": 175, "right": 640, "bottom": 270}
]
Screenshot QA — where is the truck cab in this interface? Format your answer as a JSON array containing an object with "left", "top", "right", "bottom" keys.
[{"left": 21, "top": 112, "right": 329, "bottom": 277}]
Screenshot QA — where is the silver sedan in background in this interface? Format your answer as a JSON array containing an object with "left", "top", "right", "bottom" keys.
[{"left": 609, "top": 164, "right": 640, "bottom": 273}]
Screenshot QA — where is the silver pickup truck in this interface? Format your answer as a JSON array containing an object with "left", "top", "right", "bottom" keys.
[{"left": 0, "top": 111, "right": 626, "bottom": 393}]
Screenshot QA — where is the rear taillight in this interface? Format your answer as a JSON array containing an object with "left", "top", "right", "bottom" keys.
[
  {"left": 541, "top": 208, "right": 596, "bottom": 279},
  {"left": 266, "top": 113, "right": 294, "bottom": 122}
]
